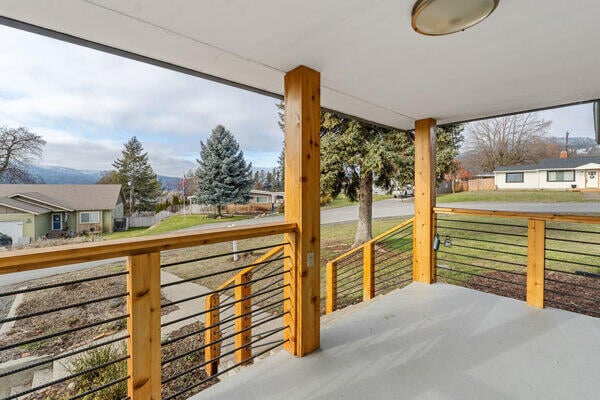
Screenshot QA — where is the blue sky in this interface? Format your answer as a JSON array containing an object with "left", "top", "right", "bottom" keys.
[{"left": 0, "top": 25, "right": 596, "bottom": 177}]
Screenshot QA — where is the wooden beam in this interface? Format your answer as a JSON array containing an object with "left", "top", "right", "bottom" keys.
[
  {"left": 0, "top": 221, "right": 297, "bottom": 274},
  {"left": 126, "top": 252, "right": 161, "bottom": 400},
  {"left": 527, "top": 219, "right": 545, "bottom": 308},
  {"left": 413, "top": 118, "right": 437, "bottom": 284},
  {"left": 434, "top": 207, "right": 600, "bottom": 224},
  {"left": 363, "top": 242, "right": 375, "bottom": 301},
  {"left": 234, "top": 271, "right": 252, "bottom": 364},
  {"left": 283, "top": 65, "right": 321, "bottom": 356},
  {"left": 204, "top": 293, "right": 221, "bottom": 377},
  {"left": 325, "top": 261, "right": 337, "bottom": 314}
]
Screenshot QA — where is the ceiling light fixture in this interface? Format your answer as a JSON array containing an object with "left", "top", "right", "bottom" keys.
[{"left": 412, "top": 0, "right": 499, "bottom": 36}]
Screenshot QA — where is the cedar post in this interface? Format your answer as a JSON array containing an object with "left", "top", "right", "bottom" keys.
[
  {"left": 234, "top": 271, "right": 252, "bottom": 364},
  {"left": 126, "top": 252, "right": 161, "bottom": 400},
  {"left": 283, "top": 66, "right": 321, "bottom": 356},
  {"left": 204, "top": 293, "right": 221, "bottom": 376},
  {"left": 413, "top": 118, "right": 437, "bottom": 284},
  {"left": 325, "top": 261, "right": 337, "bottom": 314},
  {"left": 363, "top": 242, "right": 375, "bottom": 301},
  {"left": 527, "top": 219, "right": 545, "bottom": 308}
]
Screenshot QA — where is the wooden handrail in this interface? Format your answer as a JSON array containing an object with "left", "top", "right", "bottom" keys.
[
  {"left": 215, "top": 245, "right": 285, "bottom": 291},
  {"left": 434, "top": 207, "right": 600, "bottom": 224},
  {"left": 326, "top": 218, "right": 414, "bottom": 314},
  {"left": 327, "top": 218, "right": 414, "bottom": 266},
  {"left": 0, "top": 222, "right": 297, "bottom": 274}
]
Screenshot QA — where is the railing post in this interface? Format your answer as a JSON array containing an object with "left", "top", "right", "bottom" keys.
[
  {"left": 235, "top": 271, "right": 252, "bottom": 365},
  {"left": 283, "top": 65, "right": 321, "bottom": 356},
  {"left": 413, "top": 118, "right": 437, "bottom": 284},
  {"left": 326, "top": 261, "right": 337, "bottom": 314},
  {"left": 527, "top": 219, "right": 545, "bottom": 308},
  {"left": 126, "top": 252, "right": 161, "bottom": 400},
  {"left": 363, "top": 242, "right": 375, "bottom": 301},
  {"left": 204, "top": 293, "right": 221, "bottom": 376}
]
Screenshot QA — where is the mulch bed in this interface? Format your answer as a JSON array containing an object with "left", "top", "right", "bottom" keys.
[{"left": 465, "top": 270, "right": 600, "bottom": 318}]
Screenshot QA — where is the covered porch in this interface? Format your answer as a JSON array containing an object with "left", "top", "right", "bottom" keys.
[
  {"left": 195, "top": 283, "right": 599, "bottom": 400},
  {"left": 0, "top": 1, "right": 599, "bottom": 399}
]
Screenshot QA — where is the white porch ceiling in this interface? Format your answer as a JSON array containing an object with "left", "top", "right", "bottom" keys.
[{"left": 1, "top": 0, "right": 599, "bottom": 130}]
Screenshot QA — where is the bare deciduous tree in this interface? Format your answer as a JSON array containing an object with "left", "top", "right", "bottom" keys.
[
  {"left": 0, "top": 126, "right": 46, "bottom": 183},
  {"left": 466, "top": 113, "right": 551, "bottom": 172}
]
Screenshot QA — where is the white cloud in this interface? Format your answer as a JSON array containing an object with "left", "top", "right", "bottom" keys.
[{"left": 0, "top": 25, "right": 283, "bottom": 176}]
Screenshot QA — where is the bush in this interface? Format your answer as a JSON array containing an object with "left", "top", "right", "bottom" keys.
[
  {"left": 65, "top": 344, "right": 127, "bottom": 400},
  {"left": 278, "top": 203, "right": 285, "bottom": 214},
  {"left": 320, "top": 194, "right": 333, "bottom": 206}
]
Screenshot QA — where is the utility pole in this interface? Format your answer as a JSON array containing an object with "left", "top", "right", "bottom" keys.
[{"left": 565, "top": 131, "right": 570, "bottom": 154}]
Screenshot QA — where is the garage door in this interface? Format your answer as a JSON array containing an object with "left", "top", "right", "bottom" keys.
[{"left": 0, "top": 221, "right": 23, "bottom": 242}]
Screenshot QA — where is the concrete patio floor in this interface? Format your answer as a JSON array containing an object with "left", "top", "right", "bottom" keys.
[{"left": 192, "top": 283, "right": 600, "bottom": 400}]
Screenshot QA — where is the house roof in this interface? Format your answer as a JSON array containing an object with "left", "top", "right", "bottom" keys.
[
  {"left": 0, "top": 185, "right": 122, "bottom": 211},
  {"left": 0, "top": 197, "right": 52, "bottom": 215},
  {"left": 2, "top": 2, "right": 600, "bottom": 130},
  {"left": 495, "top": 156, "right": 600, "bottom": 172}
]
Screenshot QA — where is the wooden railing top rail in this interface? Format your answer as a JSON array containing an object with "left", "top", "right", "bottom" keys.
[
  {"left": 0, "top": 221, "right": 297, "bottom": 274},
  {"left": 328, "top": 218, "right": 414, "bottom": 265},
  {"left": 434, "top": 207, "right": 600, "bottom": 224}
]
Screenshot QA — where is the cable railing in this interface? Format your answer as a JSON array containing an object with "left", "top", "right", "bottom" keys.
[
  {"left": 159, "top": 244, "right": 290, "bottom": 400},
  {"left": 325, "top": 218, "right": 414, "bottom": 314},
  {"left": 0, "top": 222, "right": 296, "bottom": 400},
  {"left": 434, "top": 208, "right": 600, "bottom": 318}
]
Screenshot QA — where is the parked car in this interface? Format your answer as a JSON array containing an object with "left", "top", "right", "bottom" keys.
[
  {"left": 392, "top": 185, "right": 414, "bottom": 198},
  {"left": 0, "top": 232, "right": 12, "bottom": 247}
]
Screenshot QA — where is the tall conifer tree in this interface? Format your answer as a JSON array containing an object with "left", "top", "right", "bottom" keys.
[{"left": 195, "top": 125, "right": 252, "bottom": 216}]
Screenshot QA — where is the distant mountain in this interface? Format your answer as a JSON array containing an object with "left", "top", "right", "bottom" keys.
[{"left": 26, "top": 165, "right": 181, "bottom": 190}]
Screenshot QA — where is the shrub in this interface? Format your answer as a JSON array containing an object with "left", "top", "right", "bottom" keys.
[
  {"left": 320, "top": 194, "right": 333, "bottom": 206},
  {"left": 278, "top": 203, "right": 285, "bottom": 214},
  {"left": 65, "top": 344, "right": 127, "bottom": 400}
]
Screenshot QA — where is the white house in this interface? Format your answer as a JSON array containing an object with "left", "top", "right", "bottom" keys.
[{"left": 494, "top": 156, "right": 600, "bottom": 190}]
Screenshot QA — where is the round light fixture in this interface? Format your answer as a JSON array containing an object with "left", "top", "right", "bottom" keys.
[{"left": 412, "top": 0, "right": 499, "bottom": 36}]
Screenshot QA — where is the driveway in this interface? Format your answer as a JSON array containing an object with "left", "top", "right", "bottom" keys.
[{"left": 2, "top": 199, "right": 598, "bottom": 287}]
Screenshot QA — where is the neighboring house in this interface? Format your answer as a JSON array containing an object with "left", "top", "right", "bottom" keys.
[
  {"left": 0, "top": 184, "right": 124, "bottom": 244},
  {"left": 249, "top": 190, "right": 284, "bottom": 205},
  {"left": 494, "top": 156, "right": 600, "bottom": 190}
]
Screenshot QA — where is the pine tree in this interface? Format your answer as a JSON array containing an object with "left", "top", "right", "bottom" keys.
[
  {"left": 195, "top": 125, "right": 253, "bottom": 216},
  {"left": 112, "top": 137, "right": 162, "bottom": 214}
]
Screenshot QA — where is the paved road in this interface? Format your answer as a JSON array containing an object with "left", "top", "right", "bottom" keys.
[{"left": 2, "top": 199, "right": 598, "bottom": 287}]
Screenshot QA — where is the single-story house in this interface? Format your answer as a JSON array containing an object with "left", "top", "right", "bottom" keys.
[
  {"left": 249, "top": 190, "right": 284, "bottom": 205},
  {"left": 0, "top": 184, "right": 124, "bottom": 244},
  {"left": 494, "top": 156, "right": 600, "bottom": 191}
]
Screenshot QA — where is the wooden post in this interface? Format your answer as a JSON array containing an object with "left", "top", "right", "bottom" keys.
[
  {"left": 413, "top": 118, "right": 437, "bottom": 284},
  {"left": 234, "top": 271, "right": 252, "bottom": 364},
  {"left": 527, "top": 219, "right": 545, "bottom": 308},
  {"left": 283, "top": 65, "right": 321, "bottom": 356},
  {"left": 325, "top": 261, "right": 337, "bottom": 314},
  {"left": 126, "top": 252, "right": 161, "bottom": 400},
  {"left": 204, "top": 293, "right": 220, "bottom": 376},
  {"left": 363, "top": 242, "right": 375, "bottom": 301}
]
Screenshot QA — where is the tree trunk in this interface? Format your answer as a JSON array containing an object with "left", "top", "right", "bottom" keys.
[
  {"left": 217, "top": 204, "right": 222, "bottom": 217},
  {"left": 353, "top": 171, "right": 373, "bottom": 246}
]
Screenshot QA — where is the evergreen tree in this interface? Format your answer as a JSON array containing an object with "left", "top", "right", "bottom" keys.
[
  {"left": 112, "top": 137, "right": 162, "bottom": 214},
  {"left": 195, "top": 125, "right": 253, "bottom": 216}
]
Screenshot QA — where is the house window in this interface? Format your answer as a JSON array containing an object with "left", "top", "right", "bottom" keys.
[
  {"left": 256, "top": 196, "right": 269, "bottom": 203},
  {"left": 79, "top": 211, "right": 100, "bottom": 224},
  {"left": 547, "top": 170, "right": 575, "bottom": 182},
  {"left": 505, "top": 172, "right": 524, "bottom": 183}
]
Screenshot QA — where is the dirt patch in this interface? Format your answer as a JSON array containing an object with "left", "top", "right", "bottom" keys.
[
  {"left": 0, "top": 274, "right": 177, "bottom": 363},
  {"left": 161, "top": 321, "right": 218, "bottom": 400},
  {"left": 465, "top": 270, "right": 600, "bottom": 318}
]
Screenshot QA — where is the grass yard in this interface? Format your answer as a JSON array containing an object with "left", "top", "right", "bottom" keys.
[
  {"left": 102, "top": 214, "right": 250, "bottom": 240},
  {"left": 323, "top": 194, "right": 393, "bottom": 209},
  {"left": 437, "top": 190, "right": 586, "bottom": 203}
]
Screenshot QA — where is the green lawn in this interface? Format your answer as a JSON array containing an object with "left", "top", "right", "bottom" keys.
[
  {"left": 437, "top": 190, "right": 586, "bottom": 203},
  {"left": 324, "top": 194, "right": 393, "bottom": 209},
  {"left": 102, "top": 214, "right": 250, "bottom": 240}
]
